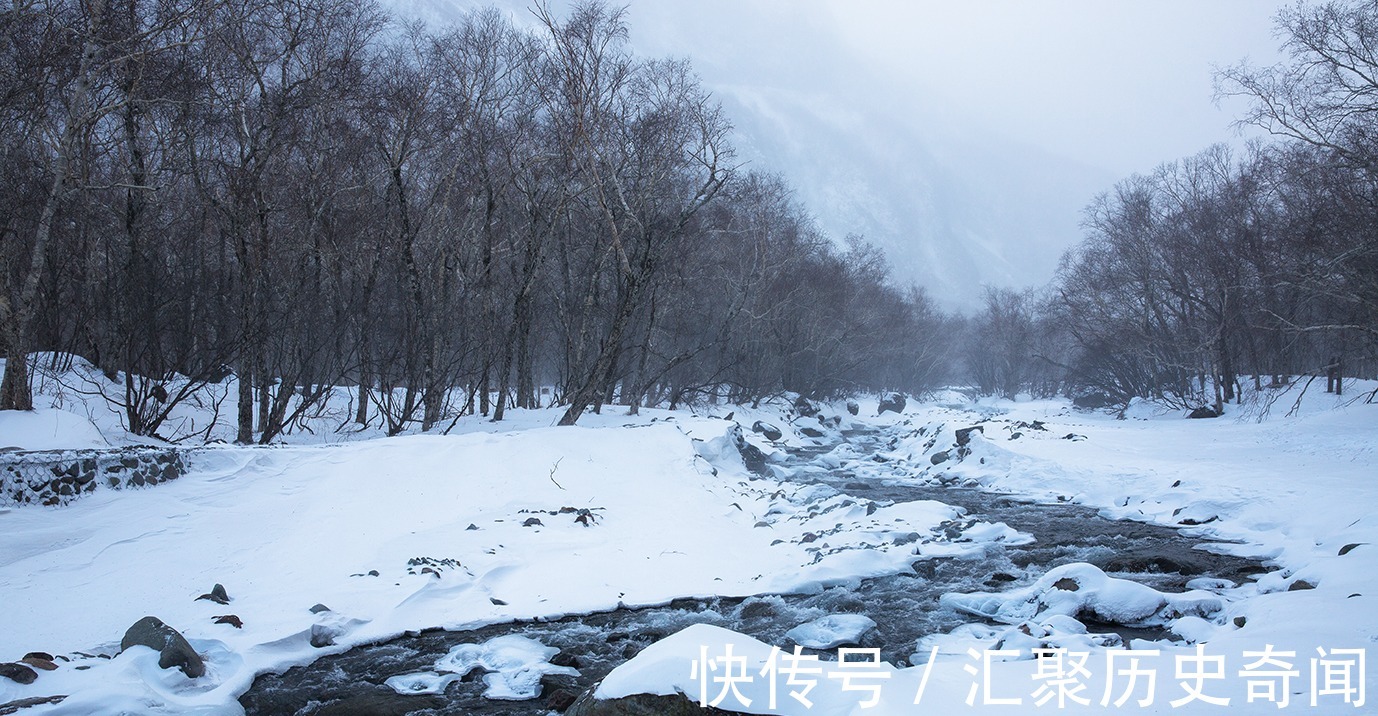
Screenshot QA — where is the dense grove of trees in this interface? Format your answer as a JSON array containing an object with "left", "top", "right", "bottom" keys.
[
  {"left": 965, "top": 0, "right": 1378, "bottom": 409},
  {"left": 0, "top": 0, "right": 952, "bottom": 441}
]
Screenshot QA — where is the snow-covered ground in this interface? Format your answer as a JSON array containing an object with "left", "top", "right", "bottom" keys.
[
  {"left": 593, "top": 384, "right": 1378, "bottom": 714},
  {"left": 0, "top": 369, "right": 988, "bottom": 714},
  {"left": 1, "top": 365, "right": 1375, "bottom": 714}
]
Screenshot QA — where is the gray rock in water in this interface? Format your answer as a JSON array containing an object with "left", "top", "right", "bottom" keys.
[
  {"left": 120, "top": 616, "right": 205, "bottom": 678},
  {"left": 799, "top": 426, "right": 824, "bottom": 438}
]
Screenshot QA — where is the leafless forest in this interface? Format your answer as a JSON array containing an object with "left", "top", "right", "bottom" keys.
[{"left": 1, "top": 0, "right": 1375, "bottom": 443}]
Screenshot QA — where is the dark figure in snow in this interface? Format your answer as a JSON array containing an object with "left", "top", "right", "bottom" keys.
[{"left": 1325, "top": 356, "right": 1343, "bottom": 396}]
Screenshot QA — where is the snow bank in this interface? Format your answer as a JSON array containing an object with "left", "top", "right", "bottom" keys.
[{"left": 0, "top": 408, "right": 110, "bottom": 450}]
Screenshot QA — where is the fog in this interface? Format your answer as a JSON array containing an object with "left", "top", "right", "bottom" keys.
[{"left": 403, "top": 0, "right": 1291, "bottom": 308}]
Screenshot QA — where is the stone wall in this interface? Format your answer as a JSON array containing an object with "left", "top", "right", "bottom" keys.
[{"left": 0, "top": 447, "right": 188, "bottom": 507}]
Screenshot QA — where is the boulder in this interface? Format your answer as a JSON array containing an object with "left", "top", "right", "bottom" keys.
[
  {"left": 120, "top": 616, "right": 204, "bottom": 678},
  {"left": 0, "top": 663, "right": 37, "bottom": 685},
  {"left": 1187, "top": 406, "right": 1220, "bottom": 419},
  {"left": 750, "top": 421, "right": 782, "bottom": 441},
  {"left": 930, "top": 450, "right": 950, "bottom": 465},
  {"left": 845, "top": 400, "right": 859, "bottom": 416},
  {"left": 954, "top": 425, "right": 984, "bottom": 446},
  {"left": 798, "top": 426, "right": 824, "bottom": 438},
  {"left": 196, "top": 583, "right": 230, "bottom": 604},
  {"left": 876, "top": 393, "right": 906, "bottom": 415},
  {"left": 311, "top": 622, "right": 343, "bottom": 648}
]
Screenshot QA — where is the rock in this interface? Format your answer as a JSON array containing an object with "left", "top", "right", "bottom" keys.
[
  {"left": 19, "top": 656, "right": 56, "bottom": 671},
  {"left": 523, "top": 517, "right": 544, "bottom": 527},
  {"left": 1187, "top": 406, "right": 1221, "bottom": 419},
  {"left": 845, "top": 400, "right": 859, "bottom": 415},
  {"left": 1053, "top": 577, "right": 1080, "bottom": 592},
  {"left": 466, "top": 523, "right": 479, "bottom": 531},
  {"left": 792, "top": 395, "right": 818, "bottom": 417},
  {"left": 844, "top": 481, "right": 870, "bottom": 491},
  {"left": 213, "top": 615, "right": 243, "bottom": 628},
  {"left": 1233, "top": 616, "right": 1247, "bottom": 628},
  {"left": 1339, "top": 543, "right": 1363, "bottom": 556},
  {"left": 954, "top": 425, "right": 984, "bottom": 446},
  {"left": 876, "top": 392, "right": 906, "bottom": 415},
  {"left": 311, "top": 622, "right": 342, "bottom": 648},
  {"left": 722, "top": 411, "right": 734, "bottom": 421},
  {"left": 750, "top": 421, "right": 782, "bottom": 441},
  {"left": 120, "top": 616, "right": 205, "bottom": 678},
  {"left": 0, "top": 663, "right": 37, "bottom": 685},
  {"left": 1288, "top": 579, "right": 1317, "bottom": 591},
  {"left": 21, "top": 651, "right": 53, "bottom": 662},
  {"left": 929, "top": 450, "right": 950, "bottom": 465},
  {"left": 0, "top": 696, "right": 68, "bottom": 714},
  {"left": 785, "top": 614, "right": 877, "bottom": 649},
  {"left": 798, "top": 426, "right": 824, "bottom": 438},
  {"left": 737, "top": 598, "right": 779, "bottom": 619},
  {"left": 547, "top": 688, "right": 581, "bottom": 712},
  {"left": 196, "top": 583, "right": 230, "bottom": 604},
  {"left": 550, "top": 651, "right": 580, "bottom": 669},
  {"left": 310, "top": 603, "right": 332, "bottom": 614},
  {"left": 1097, "top": 549, "right": 1206, "bottom": 575},
  {"left": 490, "top": 597, "right": 508, "bottom": 606}
]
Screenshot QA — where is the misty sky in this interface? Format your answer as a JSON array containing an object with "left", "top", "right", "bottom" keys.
[{"left": 404, "top": 0, "right": 1294, "bottom": 307}]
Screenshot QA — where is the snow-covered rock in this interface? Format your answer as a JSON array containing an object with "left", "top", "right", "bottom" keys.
[{"left": 784, "top": 614, "right": 877, "bottom": 649}]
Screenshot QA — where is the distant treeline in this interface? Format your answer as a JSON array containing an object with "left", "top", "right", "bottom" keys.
[
  {"left": 964, "top": 0, "right": 1378, "bottom": 409},
  {"left": 0, "top": 0, "right": 953, "bottom": 441}
]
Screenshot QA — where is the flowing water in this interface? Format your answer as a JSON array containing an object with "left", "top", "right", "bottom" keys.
[{"left": 240, "top": 425, "right": 1268, "bottom": 715}]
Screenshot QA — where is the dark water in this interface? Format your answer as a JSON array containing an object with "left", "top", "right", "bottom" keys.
[{"left": 239, "top": 425, "right": 1268, "bottom": 715}]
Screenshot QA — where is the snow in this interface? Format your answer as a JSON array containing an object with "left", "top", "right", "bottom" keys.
[
  {"left": 784, "top": 614, "right": 877, "bottom": 649},
  {"left": 578, "top": 383, "right": 1378, "bottom": 714},
  {"left": 0, "top": 408, "right": 110, "bottom": 450},
  {"left": 0, "top": 388, "right": 988, "bottom": 713},
  {"left": 430, "top": 635, "right": 577, "bottom": 700},
  {"left": 2, "top": 372, "right": 1376, "bottom": 713}
]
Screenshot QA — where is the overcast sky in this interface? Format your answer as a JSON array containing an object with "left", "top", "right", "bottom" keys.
[
  {"left": 404, "top": 0, "right": 1296, "bottom": 306},
  {"left": 616, "top": 0, "right": 1290, "bottom": 176}
]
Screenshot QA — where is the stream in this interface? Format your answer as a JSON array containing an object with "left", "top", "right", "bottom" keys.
[{"left": 239, "top": 424, "right": 1269, "bottom": 715}]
